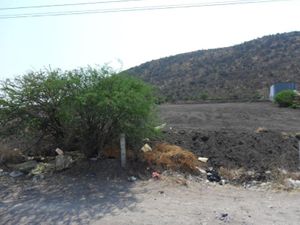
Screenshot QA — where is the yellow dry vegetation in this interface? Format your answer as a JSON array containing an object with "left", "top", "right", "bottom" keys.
[{"left": 143, "top": 143, "right": 204, "bottom": 173}]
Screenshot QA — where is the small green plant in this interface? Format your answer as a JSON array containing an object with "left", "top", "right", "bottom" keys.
[
  {"left": 199, "top": 92, "right": 209, "bottom": 101},
  {"left": 274, "top": 90, "right": 296, "bottom": 107},
  {"left": 0, "top": 66, "right": 159, "bottom": 157}
]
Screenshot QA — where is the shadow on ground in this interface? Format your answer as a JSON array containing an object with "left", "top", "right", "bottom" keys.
[{"left": 0, "top": 159, "right": 140, "bottom": 225}]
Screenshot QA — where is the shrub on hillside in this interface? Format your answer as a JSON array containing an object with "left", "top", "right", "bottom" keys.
[
  {"left": 0, "top": 67, "right": 158, "bottom": 157},
  {"left": 274, "top": 90, "right": 296, "bottom": 107}
]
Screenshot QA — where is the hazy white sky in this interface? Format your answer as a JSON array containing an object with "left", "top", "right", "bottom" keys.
[{"left": 0, "top": 0, "right": 300, "bottom": 79}]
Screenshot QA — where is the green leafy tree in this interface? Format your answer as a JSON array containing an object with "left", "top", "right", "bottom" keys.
[
  {"left": 0, "top": 67, "right": 158, "bottom": 157},
  {"left": 274, "top": 90, "right": 296, "bottom": 107}
]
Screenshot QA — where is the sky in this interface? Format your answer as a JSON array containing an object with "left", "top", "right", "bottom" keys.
[{"left": 0, "top": 0, "right": 300, "bottom": 79}]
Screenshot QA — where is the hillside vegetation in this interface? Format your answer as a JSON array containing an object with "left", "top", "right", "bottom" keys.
[{"left": 127, "top": 32, "right": 300, "bottom": 102}]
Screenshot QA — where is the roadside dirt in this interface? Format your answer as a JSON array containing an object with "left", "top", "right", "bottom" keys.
[
  {"left": 158, "top": 102, "right": 300, "bottom": 172},
  {"left": 1, "top": 172, "right": 300, "bottom": 225}
]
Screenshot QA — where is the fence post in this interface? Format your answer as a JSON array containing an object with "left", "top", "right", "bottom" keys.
[
  {"left": 120, "top": 133, "right": 126, "bottom": 169},
  {"left": 298, "top": 141, "right": 300, "bottom": 170}
]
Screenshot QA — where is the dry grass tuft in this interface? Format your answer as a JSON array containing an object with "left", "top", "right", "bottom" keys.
[
  {"left": 143, "top": 143, "right": 204, "bottom": 173},
  {"left": 218, "top": 167, "right": 246, "bottom": 181},
  {"left": 0, "top": 145, "right": 25, "bottom": 164}
]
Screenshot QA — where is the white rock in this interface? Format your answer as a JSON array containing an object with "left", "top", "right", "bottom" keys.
[{"left": 198, "top": 157, "right": 208, "bottom": 163}]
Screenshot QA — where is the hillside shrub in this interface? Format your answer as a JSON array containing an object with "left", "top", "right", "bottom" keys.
[
  {"left": 274, "top": 90, "right": 296, "bottom": 107},
  {"left": 0, "top": 67, "right": 158, "bottom": 157}
]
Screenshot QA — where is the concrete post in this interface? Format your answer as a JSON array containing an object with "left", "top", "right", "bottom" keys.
[
  {"left": 298, "top": 141, "right": 300, "bottom": 170},
  {"left": 120, "top": 133, "right": 126, "bottom": 169}
]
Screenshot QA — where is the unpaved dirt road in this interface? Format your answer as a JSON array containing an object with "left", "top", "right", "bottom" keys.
[
  {"left": 159, "top": 102, "right": 300, "bottom": 132},
  {"left": 1, "top": 174, "right": 300, "bottom": 225}
]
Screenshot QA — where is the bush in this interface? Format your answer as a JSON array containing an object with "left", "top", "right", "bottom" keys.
[
  {"left": 0, "top": 67, "right": 158, "bottom": 157},
  {"left": 274, "top": 90, "right": 296, "bottom": 107}
]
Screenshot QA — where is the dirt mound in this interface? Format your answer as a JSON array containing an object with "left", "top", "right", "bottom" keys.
[
  {"left": 143, "top": 143, "right": 204, "bottom": 173},
  {"left": 161, "top": 129, "right": 299, "bottom": 172}
]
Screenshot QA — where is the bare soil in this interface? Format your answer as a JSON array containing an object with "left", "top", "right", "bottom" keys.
[
  {"left": 1, "top": 102, "right": 300, "bottom": 225},
  {"left": 159, "top": 102, "right": 300, "bottom": 132},
  {"left": 1, "top": 170, "right": 300, "bottom": 225},
  {"left": 158, "top": 102, "right": 300, "bottom": 172}
]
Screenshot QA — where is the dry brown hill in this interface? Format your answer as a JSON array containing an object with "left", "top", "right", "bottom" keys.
[{"left": 127, "top": 32, "right": 300, "bottom": 102}]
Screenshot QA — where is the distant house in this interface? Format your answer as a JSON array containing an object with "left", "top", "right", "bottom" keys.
[{"left": 269, "top": 82, "right": 297, "bottom": 101}]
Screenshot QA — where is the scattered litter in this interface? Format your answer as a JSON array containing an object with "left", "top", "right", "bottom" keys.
[
  {"left": 30, "top": 163, "right": 54, "bottom": 175},
  {"left": 285, "top": 178, "right": 300, "bottom": 189},
  {"left": 128, "top": 176, "right": 137, "bottom": 182},
  {"left": 219, "top": 179, "right": 227, "bottom": 185},
  {"left": 152, "top": 171, "right": 161, "bottom": 179},
  {"left": 141, "top": 144, "right": 152, "bottom": 153},
  {"left": 55, "top": 148, "right": 64, "bottom": 155},
  {"left": 9, "top": 171, "right": 24, "bottom": 178},
  {"left": 206, "top": 168, "right": 221, "bottom": 182},
  {"left": 217, "top": 213, "right": 229, "bottom": 222},
  {"left": 198, "top": 157, "right": 208, "bottom": 163}
]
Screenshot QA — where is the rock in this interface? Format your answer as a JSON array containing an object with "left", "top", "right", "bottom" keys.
[
  {"left": 154, "top": 123, "right": 166, "bottom": 131},
  {"left": 55, "top": 155, "right": 73, "bottom": 171},
  {"left": 9, "top": 160, "right": 38, "bottom": 173},
  {"left": 179, "top": 130, "right": 186, "bottom": 135},
  {"left": 201, "top": 136, "right": 209, "bottom": 142},
  {"left": 285, "top": 178, "right": 300, "bottom": 189},
  {"left": 32, "top": 174, "right": 45, "bottom": 183},
  {"left": 0, "top": 169, "right": 9, "bottom": 176},
  {"left": 55, "top": 148, "right": 64, "bottom": 155},
  {"left": 255, "top": 127, "right": 268, "bottom": 133},
  {"left": 141, "top": 144, "right": 152, "bottom": 153},
  {"left": 9, "top": 171, "right": 24, "bottom": 177},
  {"left": 198, "top": 157, "right": 208, "bottom": 163},
  {"left": 128, "top": 176, "right": 137, "bottom": 182},
  {"left": 196, "top": 167, "right": 207, "bottom": 174}
]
